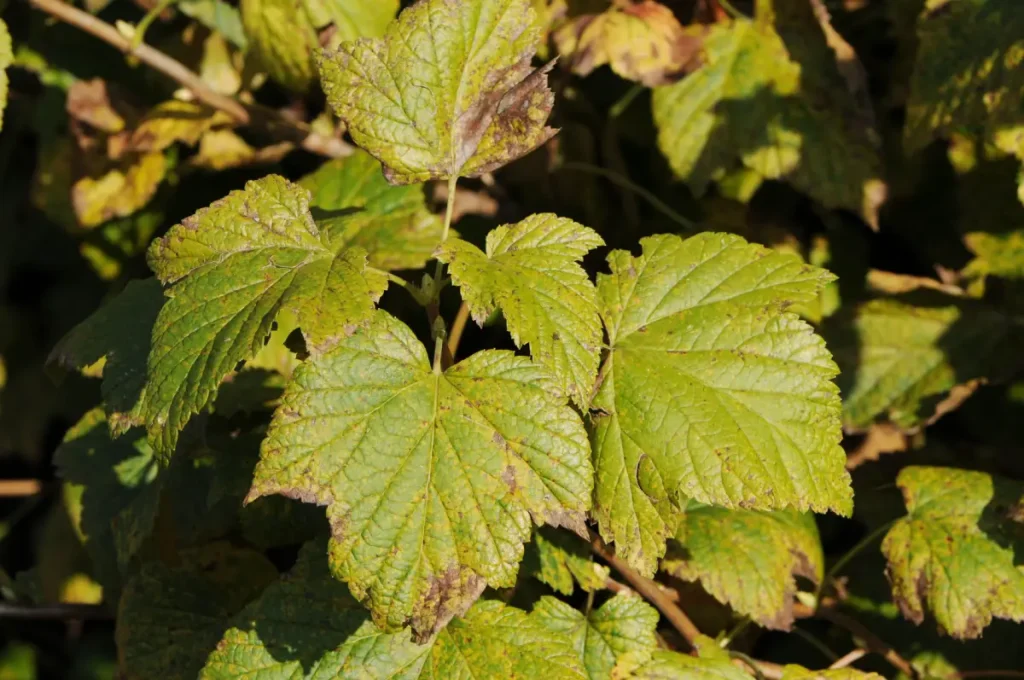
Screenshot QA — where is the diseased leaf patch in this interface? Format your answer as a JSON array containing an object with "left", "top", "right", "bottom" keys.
[
  {"left": 141, "top": 175, "right": 387, "bottom": 455},
  {"left": 663, "top": 504, "right": 823, "bottom": 630},
  {"left": 316, "top": 0, "right": 557, "bottom": 184},
  {"left": 882, "top": 466, "right": 1024, "bottom": 639},
  {"left": 247, "top": 311, "right": 593, "bottom": 639},
  {"left": 437, "top": 213, "right": 604, "bottom": 405},
  {"left": 591, "top": 232, "right": 850, "bottom": 576}
]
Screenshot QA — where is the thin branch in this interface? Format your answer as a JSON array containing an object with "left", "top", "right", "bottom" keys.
[
  {"left": 447, "top": 301, "right": 471, "bottom": 360},
  {"left": 730, "top": 652, "right": 783, "bottom": 680},
  {"left": 829, "top": 648, "right": 867, "bottom": 670},
  {"left": 0, "top": 480, "right": 43, "bottom": 497},
  {"left": 28, "top": 0, "right": 351, "bottom": 159},
  {"left": 559, "top": 162, "right": 696, "bottom": 231},
  {"left": 814, "top": 520, "right": 895, "bottom": 606},
  {"left": 814, "top": 606, "right": 917, "bottom": 678},
  {"left": 0, "top": 602, "right": 112, "bottom": 620},
  {"left": 590, "top": 533, "right": 702, "bottom": 646}
]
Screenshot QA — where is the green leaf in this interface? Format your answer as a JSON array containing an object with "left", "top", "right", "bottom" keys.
[
  {"left": 826, "top": 297, "right": 1017, "bottom": 430},
  {"left": 142, "top": 175, "right": 387, "bottom": 454},
  {"left": 202, "top": 541, "right": 587, "bottom": 678},
  {"left": 963, "top": 229, "right": 1024, "bottom": 280},
  {"left": 592, "top": 232, "right": 850, "bottom": 576},
  {"left": 48, "top": 278, "right": 165, "bottom": 436},
  {"left": 533, "top": 594, "right": 659, "bottom": 679},
  {"left": 611, "top": 636, "right": 749, "bottom": 679},
  {"left": 53, "top": 408, "right": 161, "bottom": 594},
  {"left": 881, "top": 466, "right": 1024, "bottom": 639},
  {"left": 529, "top": 526, "right": 610, "bottom": 595},
  {"left": 317, "top": 0, "right": 557, "bottom": 184},
  {"left": 248, "top": 311, "right": 593, "bottom": 639},
  {"left": 652, "top": 14, "right": 885, "bottom": 226},
  {"left": 299, "top": 150, "right": 445, "bottom": 271},
  {"left": 116, "top": 542, "right": 278, "bottom": 680},
  {"left": 179, "top": 0, "right": 249, "bottom": 49},
  {"left": 904, "top": 0, "right": 1024, "bottom": 158},
  {"left": 663, "top": 505, "right": 823, "bottom": 629},
  {"left": 240, "top": 0, "right": 397, "bottom": 91},
  {"left": 437, "top": 214, "right": 604, "bottom": 405},
  {"left": 0, "top": 19, "right": 10, "bottom": 134}
]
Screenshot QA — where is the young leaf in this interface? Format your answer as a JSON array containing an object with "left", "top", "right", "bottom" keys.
[
  {"left": 530, "top": 525, "right": 610, "bottom": 595},
  {"left": 0, "top": 19, "right": 10, "bottom": 133},
  {"left": 48, "top": 278, "right": 165, "bottom": 435},
  {"left": 533, "top": 594, "right": 659, "bottom": 679},
  {"left": 202, "top": 541, "right": 587, "bottom": 678},
  {"left": 592, "top": 233, "right": 851, "bottom": 575},
  {"left": 299, "top": 150, "right": 445, "bottom": 271},
  {"left": 663, "top": 505, "right": 823, "bottom": 630},
  {"left": 612, "top": 636, "right": 750, "bottom": 679},
  {"left": 553, "top": 1, "right": 702, "bottom": 87},
  {"left": 826, "top": 297, "right": 1018, "bottom": 430},
  {"left": 247, "top": 311, "right": 593, "bottom": 639},
  {"left": 53, "top": 408, "right": 161, "bottom": 594},
  {"left": 317, "top": 0, "right": 557, "bottom": 184},
  {"left": 437, "top": 214, "right": 604, "bottom": 405},
  {"left": 652, "top": 11, "right": 885, "bottom": 226},
  {"left": 904, "top": 0, "right": 1023, "bottom": 160},
  {"left": 116, "top": 543, "right": 277, "bottom": 680},
  {"left": 881, "top": 466, "right": 1024, "bottom": 639},
  {"left": 142, "top": 175, "right": 387, "bottom": 454}
]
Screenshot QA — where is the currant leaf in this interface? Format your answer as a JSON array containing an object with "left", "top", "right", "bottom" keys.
[
  {"left": 247, "top": 311, "right": 593, "bottom": 639},
  {"left": 593, "top": 232, "right": 850, "bottom": 575},
  {"left": 316, "top": 0, "right": 556, "bottom": 184},
  {"left": 530, "top": 526, "right": 610, "bottom": 595},
  {"left": 437, "top": 213, "right": 604, "bottom": 405}
]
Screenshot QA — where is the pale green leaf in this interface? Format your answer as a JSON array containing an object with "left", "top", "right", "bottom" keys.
[
  {"left": 317, "top": 0, "right": 557, "bottom": 184},
  {"left": 241, "top": 0, "right": 396, "bottom": 91},
  {"left": 882, "top": 466, "right": 1024, "bottom": 639},
  {"left": 0, "top": 19, "right": 10, "bottom": 134},
  {"left": 530, "top": 526, "right": 610, "bottom": 595},
  {"left": 663, "top": 505, "right": 823, "bottom": 629},
  {"left": 533, "top": 594, "right": 659, "bottom": 679},
  {"left": 48, "top": 278, "right": 165, "bottom": 435},
  {"left": 592, "top": 232, "right": 850, "bottom": 576},
  {"left": 300, "top": 150, "right": 444, "bottom": 271},
  {"left": 437, "top": 214, "right": 604, "bottom": 405},
  {"left": 248, "top": 311, "right": 593, "bottom": 638},
  {"left": 142, "top": 175, "right": 387, "bottom": 454},
  {"left": 904, "top": 0, "right": 1024, "bottom": 156},
  {"left": 53, "top": 408, "right": 160, "bottom": 594},
  {"left": 652, "top": 14, "right": 885, "bottom": 225},
  {"left": 179, "top": 0, "right": 248, "bottom": 49},
  {"left": 826, "top": 298, "right": 1017, "bottom": 430},
  {"left": 116, "top": 543, "right": 278, "bottom": 680},
  {"left": 612, "top": 636, "right": 749, "bottom": 679},
  {"left": 202, "top": 541, "right": 587, "bottom": 679}
]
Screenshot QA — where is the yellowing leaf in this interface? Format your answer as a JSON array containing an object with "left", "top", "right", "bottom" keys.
[
  {"left": 241, "top": 0, "right": 397, "bottom": 91},
  {"left": 300, "top": 150, "right": 445, "bottom": 271},
  {"left": 530, "top": 525, "right": 610, "bottom": 595},
  {"left": 533, "top": 594, "right": 659, "bottom": 679},
  {"left": 652, "top": 12, "right": 885, "bottom": 226},
  {"left": 963, "top": 229, "right": 1024, "bottom": 280},
  {"left": 201, "top": 540, "right": 587, "bottom": 679},
  {"left": 142, "top": 175, "right": 387, "bottom": 455},
  {"left": 248, "top": 311, "right": 593, "bottom": 639},
  {"left": 71, "top": 152, "right": 166, "bottom": 228},
  {"left": 317, "top": 0, "right": 557, "bottom": 184},
  {"left": 554, "top": 1, "right": 702, "bottom": 86},
  {"left": 782, "top": 667, "right": 883, "bottom": 679},
  {"left": 0, "top": 19, "right": 11, "bottom": 133},
  {"left": 664, "top": 505, "right": 823, "bottom": 629},
  {"left": 882, "top": 466, "right": 1024, "bottom": 639},
  {"left": 593, "top": 233, "right": 850, "bottom": 576},
  {"left": 612, "top": 636, "right": 749, "bottom": 679},
  {"left": 130, "top": 100, "right": 234, "bottom": 153},
  {"left": 437, "top": 214, "right": 604, "bottom": 405}
]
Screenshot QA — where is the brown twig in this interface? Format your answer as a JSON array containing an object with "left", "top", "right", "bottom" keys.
[
  {"left": 0, "top": 602, "right": 112, "bottom": 620},
  {"left": 829, "top": 648, "right": 867, "bottom": 670},
  {"left": 0, "top": 480, "right": 43, "bottom": 497},
  {"left": 590, "top": 533, "right": 702, "bottom": 646},
  {"left": 813, "top": 606, "right": 917, "bottom": 678},
  {"left": 28, "top": 0, "right": 352, "bottom": 159}
]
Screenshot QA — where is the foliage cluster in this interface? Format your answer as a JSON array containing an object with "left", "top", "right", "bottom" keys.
[{"left": 0, "top": 0, "right": 1022, "bottom": 677}]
